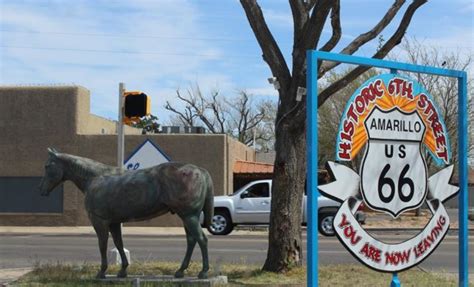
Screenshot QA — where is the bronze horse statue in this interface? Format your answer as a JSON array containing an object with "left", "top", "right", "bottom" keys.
[{"left": 38, "top": 148, "right": 214, "bottom": 279}]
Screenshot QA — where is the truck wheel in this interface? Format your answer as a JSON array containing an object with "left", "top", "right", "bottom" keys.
[
  {"left": 207, "top": 210, "right": 233, "bottom": 235},
  {"left": 318, "top": 212, "right": 336, "bottom": 236}
]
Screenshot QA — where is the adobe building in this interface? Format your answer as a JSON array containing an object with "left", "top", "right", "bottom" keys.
[{"left": 0, "top": 85, "right": 270, "bottom": 227}]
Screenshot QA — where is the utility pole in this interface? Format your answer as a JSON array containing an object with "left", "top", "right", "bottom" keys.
[
  {"left": 253, "top": 128, "right": 256, "bottom": 150},
  {"left": 114, "top": 83, "right": 131, "bottom": 265},
  {"left": 117, "top": 83, "right": 125, "bottom": 169},
  {"left": 253, "top": 127, "right": 257, "bottom": 160}
]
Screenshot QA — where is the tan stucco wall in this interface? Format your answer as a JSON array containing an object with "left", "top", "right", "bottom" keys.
[
  {"left": 0, "top": 86, "right": 82, "bottom": 225},
  {"left": 0, "top": 85, "right": 254, "bottom": 226},
  {"left": 225, "top": 137, "right": 256, "bottom": 195},
  {"left": 82, "top": 115, "right": 141, "bottom": 135},
  {"left": 73, "top": 134, "right": 228, "bottom": 226}
]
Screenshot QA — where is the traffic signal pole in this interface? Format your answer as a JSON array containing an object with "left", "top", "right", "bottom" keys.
[
  {"left": 117, "top": 83, "right": 125, "bottom": 169},
  {"left": 115, "top": 83, "right": 133, "bottom": 265}
]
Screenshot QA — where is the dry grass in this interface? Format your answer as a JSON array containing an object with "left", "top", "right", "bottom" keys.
[
  {"left": 319, "top": 265, "right": 463, "bottom": 287},
  {"left": 13, "top": 261, "right": 466, "bottom": 286},
  {"left": 363, "top": 209, "right": 474, "bottom": 230}
]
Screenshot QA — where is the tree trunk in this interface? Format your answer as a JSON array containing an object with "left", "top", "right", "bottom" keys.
[
  {"left": 239, "top": 0, "right": 427, "bottom": 274},
  {"left": 263, "top": 115, "right": 306, "bottom": 272}
]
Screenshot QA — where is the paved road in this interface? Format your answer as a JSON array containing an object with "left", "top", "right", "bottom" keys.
[{"left": 0, "top": 232, "right": 472, "bottom": 273}]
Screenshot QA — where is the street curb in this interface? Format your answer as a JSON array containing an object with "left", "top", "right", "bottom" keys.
[{"left": 0, "top": 227, "right": 472, "bottom": 237}]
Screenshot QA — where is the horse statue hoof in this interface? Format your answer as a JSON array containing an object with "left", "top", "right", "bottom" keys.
[
  {"left": 95, "top": 272, "right": 106, "bottom": 279},
  {"left": 198, "top": 271, "right": 208, "bottom": 279},
  {"left": 174, "top": 270, "right": 185, "bottom": 278},
  {"left": 117, "top": 270, "right": 127, "bottom": 278}
]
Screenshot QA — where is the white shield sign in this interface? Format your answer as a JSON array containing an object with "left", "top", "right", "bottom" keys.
[
  {"left": 321, "top": 73, "right": 459, "bottom": 273},
  {"left": 123, "top": 139, "right": 170, "bottom": 170},
  {"left": 360, "top": 107, "right": 427, "bottom": 217}
]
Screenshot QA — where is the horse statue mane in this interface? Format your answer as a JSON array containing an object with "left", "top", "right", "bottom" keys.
[{"left": 38, "top": 148, "right": 214, "bottom": 279}]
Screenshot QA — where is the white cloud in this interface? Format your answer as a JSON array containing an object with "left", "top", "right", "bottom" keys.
[
  {"left": 262, "top": 8, "right": 292, "bottom": 28},
  {"left": 245, "top": 86, "right": 278, "bottom": 97},
  {"left": 0, "top": 0, "right": 228, "bottom": 119},
  {"left": 2, "top": 0, "right": 471, "bottom": 124},
  {"left": 458, "top": 0, "right": 474, "bottom": 13}
]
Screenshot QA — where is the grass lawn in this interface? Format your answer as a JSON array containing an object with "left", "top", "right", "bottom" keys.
[{"left": 14, "top": 261, "right": 466, "bottom": 286}]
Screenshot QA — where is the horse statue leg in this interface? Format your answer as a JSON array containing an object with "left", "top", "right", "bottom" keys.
[
  {"left": 175, "top": 214, "right": 209, "bottom": 279},
  {"left": 109, "top": 223, "right": 129, "bottom": 278},
  {"left": 174, "top": 224, "right": 197, "bottom": 278},
  {"left": 91, "top": 216, "right": 110, "bottom": 279}
]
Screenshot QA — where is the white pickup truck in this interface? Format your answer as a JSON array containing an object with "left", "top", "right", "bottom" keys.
[{"left": 207, "top": 179, "right": 365, "bottom": 236}]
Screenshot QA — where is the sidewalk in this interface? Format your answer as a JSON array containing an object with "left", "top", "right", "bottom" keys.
[
  {"left": 0, "top": 268, "right": 32, "bottom": 286},
  {"left": 0, "top": 226, "right": 186, "bottom": 236},
  {"left": 0, "top": 226, "right": 270, "bottom": 237},
  {"left": 0, "top": 209, "right": 472, "bottom": 237}
]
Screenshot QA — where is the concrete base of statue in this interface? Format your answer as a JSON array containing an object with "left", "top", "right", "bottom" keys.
[{"left": 99, "top": 275, "right": 228, "bottom": 287}]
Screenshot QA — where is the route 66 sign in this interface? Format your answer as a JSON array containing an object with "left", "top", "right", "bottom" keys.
[
  {"left": 319, "top": 74, "right": 459, "bottom": 272},
  {"left": 361, "top": 107, "right": 427, "bottom": 217}
]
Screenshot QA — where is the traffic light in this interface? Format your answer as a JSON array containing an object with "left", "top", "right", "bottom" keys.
[{"left": 124, "top": 91, "right": 151, "bottom": 118}]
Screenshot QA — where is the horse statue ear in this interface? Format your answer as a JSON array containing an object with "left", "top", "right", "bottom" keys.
[{"left": 47, "top": 147, "right": 58, "bottom": 157}]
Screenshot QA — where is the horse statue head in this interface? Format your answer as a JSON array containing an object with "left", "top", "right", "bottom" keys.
[{"left": 38, "top": 148, "right": 64, "bottom": 196}]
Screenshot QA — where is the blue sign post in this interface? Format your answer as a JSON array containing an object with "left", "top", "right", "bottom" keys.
[{"left": 306, "top": 50, "right": 469, "bottom": 287}]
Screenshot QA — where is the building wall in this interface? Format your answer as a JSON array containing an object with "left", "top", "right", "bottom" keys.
[
  {"left": 0, "top": 86, "right": 254, "bottom": 226},
  {"left": 0, "top": 87, "right": 79, "bottom": 225},
  {"left": 226, "top": 137, "right": 256, "bottom": 195}
]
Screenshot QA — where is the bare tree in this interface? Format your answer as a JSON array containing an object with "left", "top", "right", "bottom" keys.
[
  {"left": 165, "top": 84, "right": 276, "bottom": 150},
  {"left": 318, "top": 69, "right": 378, "bottom": 168},
  {"left": 165, "top": 85, "right": 225, "bottom": 133},
  {"left": 254, "top": 100, "right": 277, "bottom": 151},
  {"left": 240, "top": 0, "right": 427, "bottom": 272},
  {"left": 395, "top": 38, "right": 474, "bottom": 170}
]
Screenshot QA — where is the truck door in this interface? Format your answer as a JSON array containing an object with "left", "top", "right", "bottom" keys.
[{"left": 234, "top": 181, "right": 271, "bottom": 223}]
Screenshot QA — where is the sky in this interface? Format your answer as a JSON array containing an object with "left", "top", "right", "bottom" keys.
[{"left": 1, "top": 0, "right": 473, "bottom": 123}]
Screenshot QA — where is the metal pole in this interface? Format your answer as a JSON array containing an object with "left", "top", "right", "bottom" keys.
[
  {"left": 390, "top": 273, "right": 401, "bottom": 287},
  {"left": 117, "top": 83, "right": 127, "bottom": 256},
  {"left": 306, "top": 50, "right": 319, "bottom": 287},
  {"left": 253, "top": 128, "right": 256, "bottom": 150},
  {"left": 118, "top": 83, "right": 125, "bottom": 169},
  {"left": 457, "top": 73, "right": 468, "bottom": 287}
]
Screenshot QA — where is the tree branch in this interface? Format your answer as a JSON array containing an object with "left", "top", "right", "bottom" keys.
[
  {"left": 319, "top": 0, "right": 406, "bottom": 76},
  {"left": 165, "top": 90, "right": 201, "bottom": 126},
  {"left": 319, "top": 0, "right": 341, "bottom": 52},
  {"left": 317, "top": 0, "right": 427, "bottom": 106},
  {"left": 246, "top": 112, "right": 265, "bottom": 130},
  {"left": 240, "top": 0, "right": 291, "bottom": 85},
  {"left": 165, "top": 100, "right": 194, "bottom": 125},
  {"left": 301, "top": 0, "right": 332, "bottom": 50},
  {"left": 291, "top": 0, "right": 332, "bottom": 91},
  {"left": 305, "top": 0, "right": 319, "bottom": 11},
  {"left": 238, "top": 95, "right": 248, "bottom": 136},
  {"left": 290, "top": 0, "right": 308, "bottom": 46},
  {"left": 209, "top": 91, "right": 226, "bottom": 133}
]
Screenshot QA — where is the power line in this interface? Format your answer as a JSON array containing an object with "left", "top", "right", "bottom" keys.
[
  {"left": 2, "top": 30, "right": 471, "bottom": 51},
  {"left": 0, "top": 45, "right": 260, "bottom": 59},
  {"left": 0, "top": 29, "right": 259, "bottom": 43}
]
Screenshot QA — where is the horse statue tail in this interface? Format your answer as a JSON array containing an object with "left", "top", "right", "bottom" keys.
[{"left": 202, "top": 170, "right": 214, "bottom": 228}]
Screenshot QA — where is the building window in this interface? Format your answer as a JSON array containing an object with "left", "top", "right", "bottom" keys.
[{"left": 0, "top": 177, "right": 63, "bottom": 213}]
